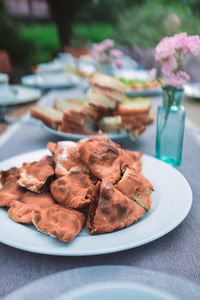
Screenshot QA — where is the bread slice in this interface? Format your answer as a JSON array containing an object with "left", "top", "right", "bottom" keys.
[
  {"left": 85, "top": 88, "right": 118, "bottom": 109},
  {"left": 55, "top": 99, "right": 84, "bottom": 112},
  {"left": 58, "top": 110, "right": 97, "bottom": 135},
  {"left": 30, "top": 105, "right": 63, "bottom": 129},
  {"left": 116, "top": 98, "right": 152, "bottom": 114},
  {"left": 99, "top": 116, "right": 126, "bottom": 134},
  {"left": 99, "top": 115, "right": 146, "bottom": 137},
  {"left": 90, "top": 73, "right": 124, "bottom": 94}
]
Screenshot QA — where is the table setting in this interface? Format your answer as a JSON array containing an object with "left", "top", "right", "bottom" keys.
[{"left": 0, "top": 33, "right": 200, "bottom": 300}]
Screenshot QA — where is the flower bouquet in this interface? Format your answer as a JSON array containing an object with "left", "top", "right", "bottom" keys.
[
  {"left": 149, "top": 32, "right": 200, "bottom": 166},
  {"left": 91, "top": 39, "right": 123, "bottom": 74}
]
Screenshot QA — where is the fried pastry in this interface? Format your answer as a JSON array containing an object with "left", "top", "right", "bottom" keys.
[
  {"left": 0, "top": 167, "right": 25, "bottom": 207},
  {"left": 0, "top": 167, "right": 20, "bottom": 185},
  {"left": 79, "top": 138, "right": 122, "bottom": 184},
  {"left": 50, "top": 170, "right": 96, "bottom": 209},
  {"left": 121, "top": 149, "right": 142, "bottom": 172},
  {"left": 87, "top": 180, "right": 145, "bottom": 234},
  {"left": 115, "top": 167, "right": 154, "bottom": 210},
  {"left": 48, "top": 141, "right": 88, "bottom": 177},
  {"left": 18, "top": 156, "right": 55, "bottom": 193},
  {"left": 8, "top": 191, "right": 56, "bottom": 224},
  {"left": 32, "top": 205, "right": 85, "bottom": 242}
]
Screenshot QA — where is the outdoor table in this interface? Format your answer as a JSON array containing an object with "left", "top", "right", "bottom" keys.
[{"left": 0, "top": 85, "right": 200, "bottom": 298}]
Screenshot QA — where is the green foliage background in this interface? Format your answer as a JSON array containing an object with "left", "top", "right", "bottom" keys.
[{"left": 1, "top": 0, "right": 200, "bottom": 66}]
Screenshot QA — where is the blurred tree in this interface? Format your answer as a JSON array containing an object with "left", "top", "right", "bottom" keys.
[
  {"left": 75, "top": 0, "right": 144, "bottom": 24},
  {"left": 0, "top": 0, "right": 33, "bottom": 64},
  {"left": 46, "top": 0, "right": 92, "bottom": 47}
]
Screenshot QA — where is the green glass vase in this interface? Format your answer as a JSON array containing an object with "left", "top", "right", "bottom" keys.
[{"left": 155, "top": 86, "right": 186, "bottom": 166}]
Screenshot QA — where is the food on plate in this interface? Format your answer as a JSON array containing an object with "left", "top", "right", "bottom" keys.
[
  {"left": 119, "top": 78, "right": 159, "bottom": 91},
  {"left": 8, "top": 192, "right": 56, "bottom": 224},
  {"left": 54, "top": 99, "right": 84, "bottom": 112},
  {"left": 0, "top": 138, "right": 154, "bottom": 243},
  {"left": 30, "top": 105, "right": 63, "bottom": 129},
  {"left": 88, "top": 73, "right": 124, "bottom": 107},
  {"left": 58, "top": 109, "right": 97, "bottom": 135},
  {"left": 30, "top": 73, "right": 154, "bottom": 139},
  {"left": 115, "top": 167, "right": 154, "bottom": 210},
  {"left": 0, "top": 167, "right": 26, "bottom": 207},
  {"left": 87, "top": 180, "right": 146, "bottom": 234},
  {"left": 121, "top": 149, "right": 142, "bottom": 172},
  {"left": 32, "top": 205, "right": 85, "bottom": 243},
  {"left": 116, "top": 98, "right": 152, "bottom": 115},
  {"left": 47, "top": 141, "right": 89, "bottom": 177},
  {"left": 79, "top": 138, "right": 122, "bottom": 184},
  {"left": 17, "top": 156, "right": 55, "bottom": 193},
  {"left": 50, "top": 171, "right": 96, "bottom": 209}
]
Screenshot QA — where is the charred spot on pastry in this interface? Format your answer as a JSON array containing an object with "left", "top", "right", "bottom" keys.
[
  {"left": 100, "top": 143, "right": 119, "bottom": 156},
  {"left": 89, "top": 174, "right": 98, "bottom": 185},
  {"left": 69, "top": 171, "right": 81, "bottom": 176},
  {"left": 110, "top": 216, "right": 116, "bottom": 223},
  {"left": 89, "top": 154, "right": 96, "bottom": 164},
  {"left": 101, "top": 188, "right": 110, "bottom": 202},
  {"left": 115, "top": 204, "right": 127, "bottom": 218},
  {"left": 59, "top": 187, "right": 66, "bottom": 194},
  {"left": 57, "top": 179, "right": 66, "bottom": 185},
  {"left": 101, "top": 206, "right": 110, "bottom": 215}
]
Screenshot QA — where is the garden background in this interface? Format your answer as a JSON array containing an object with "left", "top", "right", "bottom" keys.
[{"left": 1, "top": 0, "right": 200, "bottom": 81}]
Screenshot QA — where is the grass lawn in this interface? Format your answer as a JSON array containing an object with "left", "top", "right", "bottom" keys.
[{"left": 19, "top": 22, "right": 114, "bottom": 65}]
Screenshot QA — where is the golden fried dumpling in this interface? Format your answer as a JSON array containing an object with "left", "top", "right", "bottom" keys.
[
  {"left": 8, "top": 191, "right": 56, "bottom": 224},
  {"left": 115, "top": 167, "right": 154, "bottom": 210},
  {"left": 50, "top": 170, "right": 96, "bottom": 209},
  {"left": 0, "top": 167, "right": 25, "bottom": 207},
  {"left": 87, "top": 180, "right": 145, "bottom": 235},
  {"left": 121, "top": 149, "right": 142, "bottom": 172},
  {"left": 79, "top": 138, "right": 122, "bottom": 184},
  {"left": 17, "top": 156, "right": 55, "bottom": 193},
  {"left": 48, "top": 141, "right": 88, "bottom": 177},
  {"left": 32, "top": 205, "right": 85, "bottom": 242}
]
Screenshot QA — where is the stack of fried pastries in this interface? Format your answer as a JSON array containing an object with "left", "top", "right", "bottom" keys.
[{"left": 0, "top": 138, "right": 154, "bottom": 243}]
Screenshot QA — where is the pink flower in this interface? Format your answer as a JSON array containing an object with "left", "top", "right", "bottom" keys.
[
  {"left": 162, "top": 56, "right": 177, "bottom": 75},
  {"left": 109, "top": 49, "right": 123, "bottom": 58},
  {"left": 167, "top": 71, "right": 190, "bottom": 88},
  {"left": 155, "top": 36, "right": 175, "bottom": 61},
  {"left": 172, "top": 32, "right": 188, "bottom": 52},
  {"left": 102, "top": 39, "right": 115, "bottom": 48},
  {"left": 148, "top": 68, "right": 157, "bottom": 82},
  {"left": 114, "top": 59, "right": 123, "bottom": 68},
  {"left": 170, "top": 13, "right": 181, "bottom": 27},
  {"left": 186, "top": 35, "right": 200, "bottom": 55}
]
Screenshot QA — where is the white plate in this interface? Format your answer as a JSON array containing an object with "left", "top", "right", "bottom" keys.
[
  {"left": 184, "top": 82, "right": 200, "bottom": 99},
  {"left": 3, "top": 266, "right": 200, "bottom": 300},
  {"left": 0, "top": 85, "right": 41, "bottom": 106},
  {"left": 0, "top": 149, "right": 192, "bottom": 256},
  {"left": 59, "top": 282, "right": 175, "bottom": 300},
  {"left": 21, "top": 73, "right": 81, "bottom": 89},
  {"left": 42, "top": 123, "right": 129, "bottom": 141}
]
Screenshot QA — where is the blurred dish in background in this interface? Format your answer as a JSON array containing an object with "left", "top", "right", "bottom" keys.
[
  {"left": 3, "top": 266, "right": 199, "bottom": 300},
  {"left": 0, "top": 77, "right": 41, "bottom": 106},
  {"left": 114, "top": 68, "right": 162, "bottom": 97},
  {"left": 29, "top": 74, "right": 154, "bottom": 140},
  {"left": 21, "top": 73, "right": 80, "bottom": 90},
  {"left": 184, "top": 82, "right": 200, "bottom": 99}
]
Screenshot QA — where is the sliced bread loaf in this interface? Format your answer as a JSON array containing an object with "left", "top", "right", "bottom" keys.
[{"left": 30, "top": 105, "right": 63, "bottom": 129}]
